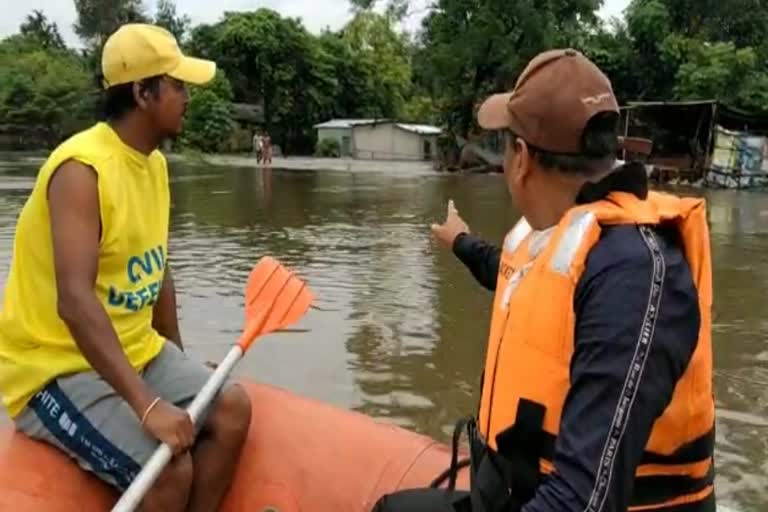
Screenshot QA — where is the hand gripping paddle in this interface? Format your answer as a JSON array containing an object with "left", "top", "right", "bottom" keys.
[{"left": 111, "top": 256, "right": 315, "bottom": 512}]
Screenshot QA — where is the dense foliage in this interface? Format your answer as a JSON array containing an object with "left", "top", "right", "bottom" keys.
[
  {"left": 0, "top": 34, "right": 93, "bottom": 148},
  {"left": 180, "top": 70, "right": 235, "bottom": 153},
  {"left": 1, "top": 0, "right": 767, "bottom": 152}
]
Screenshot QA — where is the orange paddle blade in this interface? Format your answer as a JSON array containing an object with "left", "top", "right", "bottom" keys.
[{"left": 237, "top": 256, "right": 315, "bottom": 351}]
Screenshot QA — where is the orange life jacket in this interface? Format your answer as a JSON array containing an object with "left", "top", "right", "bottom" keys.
[{"left": 477, "top": 190, "right": 715, "bottom": 510}]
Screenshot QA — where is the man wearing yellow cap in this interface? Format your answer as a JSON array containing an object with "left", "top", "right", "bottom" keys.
[
  {"left": 0, "top": 24, "right": 251, "bottom": 511},
  {"left": 374, "top": 49, "right": 715, "bottom": 512}
]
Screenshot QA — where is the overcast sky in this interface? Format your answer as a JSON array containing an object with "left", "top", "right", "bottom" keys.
[{"left": 0, "top": 0, "right": 632, "bottom": 47}]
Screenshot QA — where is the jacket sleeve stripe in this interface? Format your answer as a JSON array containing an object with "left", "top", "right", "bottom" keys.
[{"left": 583, "top": 226, "right": 667, "bottom": 512}]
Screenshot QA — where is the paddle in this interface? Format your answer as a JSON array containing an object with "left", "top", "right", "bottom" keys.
[{"left": 111, "top": 256, "right": 315, "bottom": 512}]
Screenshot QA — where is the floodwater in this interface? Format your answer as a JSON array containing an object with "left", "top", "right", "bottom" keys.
[{"left": 0, "top": 158, "right": 766, "bottom": 511}]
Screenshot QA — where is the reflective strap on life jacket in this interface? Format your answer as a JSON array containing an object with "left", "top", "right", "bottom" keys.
[
  {"left": 550, "top": 210, "right": 596, "bottom": 275},
  {"left": 500, "top": 261, "right": 535, "bottom": 311},
  {"left": 504, "top": 218, "right": 532, "bottom": 254}
]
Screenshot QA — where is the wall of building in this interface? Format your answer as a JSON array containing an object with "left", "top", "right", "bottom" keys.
[
  {"left": 420, "top": 135, "right": 438, "bottom": 161},
  {"left": 316, "top": 127, "right": 353, "bottom": 156},
  {"left": 352, "top": 123, "right": 433, "bottom": 161}
]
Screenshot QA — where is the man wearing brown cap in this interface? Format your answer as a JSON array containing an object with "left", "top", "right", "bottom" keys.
[{"left": 373, "top": 49, "right": 715, "bottom": 512}]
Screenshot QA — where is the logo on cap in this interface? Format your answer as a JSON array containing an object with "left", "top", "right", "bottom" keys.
[{"left": 581, "top": 93, "right": 613, "bottom": 105}]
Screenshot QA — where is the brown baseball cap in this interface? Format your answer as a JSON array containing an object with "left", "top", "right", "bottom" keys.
[{"left": 477, "top": 49, "right": 620, "bottom": 154}]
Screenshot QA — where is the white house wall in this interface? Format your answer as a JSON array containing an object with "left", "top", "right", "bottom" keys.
[
  {"left": 352, "top": 124, "right": 426, "bottom": 161},
  {"left": 392, "top": 126, "right": 423, "bottom": 160}
]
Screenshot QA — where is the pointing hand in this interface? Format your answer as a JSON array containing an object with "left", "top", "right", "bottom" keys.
[{"left": 431, "top": 199, "right": 470, "bottom": 248}]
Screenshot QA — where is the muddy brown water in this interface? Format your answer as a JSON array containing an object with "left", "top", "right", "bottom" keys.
[{"left": 0, "top": 159, "right": 765, "bottom": 511}]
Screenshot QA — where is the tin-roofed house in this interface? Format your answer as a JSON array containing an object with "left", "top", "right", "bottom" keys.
[
  {"left": 314, "top": 119, "right": 443, "bottom": 160},
  {"left": 351, "top": 121, "right": 442, "bottom": 161},
  {"left": 313, "top": 119, "right": 382, "bottom": 157}
]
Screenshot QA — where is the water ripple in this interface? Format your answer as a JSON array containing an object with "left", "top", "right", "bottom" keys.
[{"left": 0, "top": 168, "right": 764, "bottom": 510}]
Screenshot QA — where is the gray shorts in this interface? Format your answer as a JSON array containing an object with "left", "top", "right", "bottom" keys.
[{"left": 14, "top": 342, "right": 225, "bottom": 491}]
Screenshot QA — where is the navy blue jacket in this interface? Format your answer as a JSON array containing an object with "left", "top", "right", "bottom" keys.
[{"left": 452, "top": 211, "right": 701, "bottom": 511}]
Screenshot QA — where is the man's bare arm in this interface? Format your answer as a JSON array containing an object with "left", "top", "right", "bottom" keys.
[
  {"left": 49, "top": 160, "right": 155, "bottom": 417},
  {"left": 153, "top": 267, "right": 183, "bottom": 349}
]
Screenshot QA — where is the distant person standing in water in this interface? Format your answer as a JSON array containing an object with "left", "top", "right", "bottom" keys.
[
  {"left": 263, "top": 132, "right": 273, "bottom": 165},
  {"left": 0, "top": 23, "right": 251, "bottom": 512},
  {"left": 253, "top": 131, "right": 263, "bottom": 163}
]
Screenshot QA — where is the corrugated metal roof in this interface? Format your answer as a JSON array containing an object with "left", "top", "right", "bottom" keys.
[
  {"left": 313, "top": 119, "right": 442, "bottom": 134},
  {"left": 395, "top": 123, "right": 442, "bottom": 135},
  {"left": 313, "top": 119, "right": 382, "bottom": 129}
]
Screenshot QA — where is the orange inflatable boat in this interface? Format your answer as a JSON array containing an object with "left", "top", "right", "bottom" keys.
[
  {"left": 0, "top": 379, "right": 468, "bottom": 511},
  {"left": 0, "top": 380, "right": 739, "bottom": 512}
]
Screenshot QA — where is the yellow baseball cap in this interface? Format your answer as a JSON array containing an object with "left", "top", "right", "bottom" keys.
[{"left": 101, "top": 23, "right": 216, "bottom": 89}]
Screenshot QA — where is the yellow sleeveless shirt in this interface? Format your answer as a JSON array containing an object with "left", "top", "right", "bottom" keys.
[{"left": 0, "top": 122, "right": 168, "bottom": 417}]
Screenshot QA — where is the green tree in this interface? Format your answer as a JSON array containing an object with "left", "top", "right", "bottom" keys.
[
  {"left": 0, "top": 37, "right": 93, "bottom": 147},
  {"left": 578, "top": 21, "right": 637, "bottom": 104},
  {"left": 181, "top": 70, "right": 235, "bottom": 153},
  {"left": 315, "top": 31, "right": 370, "bottom": 117},
  {"left": 185, "top": 23, "right": 219, "bottom": 60},
  {"left": 623, "top": 0, "right": 682, "bottom": 100},
  {"left": 349, "top": 0, "right": 410, "bottom": 20},
  {"left": 674, "top": 41, "right": 768, "bottom": 113},
  {"left": 154, "top": 0, "right": 191, "bottom": 43},
  {"left": 652, "top": 0, "right": 768, "bottom": 49},
  {"left": 19, "top": 10, "right": 65, "bottom": 50},
  {"left": 188, "top": 10, "right": 339, "bottom": 153},
  {"left": 316, "top": 23, "right": 413, "bottom": 121},
  {"left": 4, "top": 0, "right": 764, "bottom": 156},
  {"left": 193, "top": 11, "right": 307, "bottom": 116},
  {"left": 196, "top": 8, "right": 419, "bottom": 152},
  {"left": 73, "top": 0, "right": 148, "bottom": 49},
  {"left": 401, "top": 95, "right": 439, "bottom": 124},
  {"left": 613, "top": 0, "right": 768, "bottom": 109},
  {"left": 581, "top": 0, "right": 768, "bottom": 112},
  {"left": 413, "top": 0, "right": 600, "bottom": 136},
  {"left": 349, "top": 0, "right": 376, "bottom": 9},
  {"left": 341, "top": 11, "right": 412, "bottom": 118}
]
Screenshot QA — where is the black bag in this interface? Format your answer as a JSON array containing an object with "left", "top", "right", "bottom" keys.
[{"left": 433, "top": 401, "right": 548, "bottom": 512}]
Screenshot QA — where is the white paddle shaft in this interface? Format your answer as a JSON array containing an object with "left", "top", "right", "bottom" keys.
[{"left": 111, "top": 345, "right": 244, "bottom": 512}]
